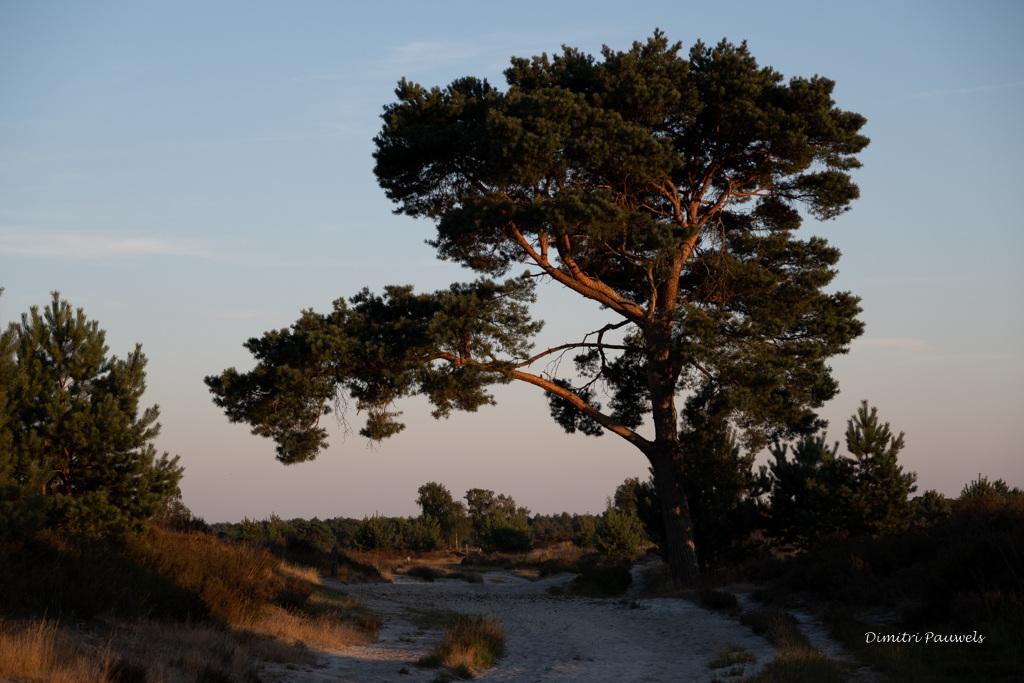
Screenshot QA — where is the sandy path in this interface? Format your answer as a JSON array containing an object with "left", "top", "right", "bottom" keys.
[{"left": 263, "top": 567, "right": 777, "bottom": 683}]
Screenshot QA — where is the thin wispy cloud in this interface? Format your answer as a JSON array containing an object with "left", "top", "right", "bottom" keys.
[
  {"left": 387, "top": 40, "right": 484, "bottom": 68},
  {"left": 915, "top": 352, "right": 1021, "bottom": 364},
  {"left": 910, "top": 79, "right": 1024, "bottom": 97},
  {"left": 861, "top": 275, "right": 938, "bottom": 285},
  {"left": 853, "top": 337, "right": 928, "bottom": 352},
  {"left": 851, "top": 339, "right": 1021, "bottom": 365},
  {"left": 0, "top": 228, "right": 211, "bottom": 260}
]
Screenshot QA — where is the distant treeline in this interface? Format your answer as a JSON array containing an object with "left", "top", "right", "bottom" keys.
[{"left": 207, "top": 511, "right": 596, "bottom": 551}]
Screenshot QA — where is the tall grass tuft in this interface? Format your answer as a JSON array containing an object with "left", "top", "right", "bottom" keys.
[
  {"left": 418, "top": 616, "right": 506, "bottom": 674},
  {"left": 0, "top": 619, "right": 112, "bottom": 683}
]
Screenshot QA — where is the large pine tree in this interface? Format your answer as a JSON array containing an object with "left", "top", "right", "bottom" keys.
[{"left": 207, "top": 34, "right": 868, "bottom": 582}]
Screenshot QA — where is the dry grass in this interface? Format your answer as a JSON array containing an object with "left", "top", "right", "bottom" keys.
[
  {"left": 707, "top": 643, "right": 756, "bottom": 669},
  {"left": 126, "top": 529, "right": 281, "bottom": 625},
  {"left": 0, "top": 552, "right": 383, "bottom": 682},
  {"left": 1, "top": 593, "right": 378, "bottom": 683},
  {"left": 280, "top": 560, "right": 321, "bottom": 584},
  {"left": 0, "top": 619, "right": 112, "bottom": 683},
  {"left": 748, "top": 647, "right": 845, "bottom": 683},
  {"left": 339, "top": 549, "right": 400, "bottom": 582},
  {"left": 109, "top": 618, "right": 279, "bottom": 682},
  {"left": 0, "top": 616, "right": 315, "bottom": 683},
  {"left": 740, "top": 607, "right": 846, "bottom": 683},
  {"left": 246, "top": 562, "right": 381, "bottom": 651},
  {"left": 247, "top": 602, "right": 378, "bottom": 652}
]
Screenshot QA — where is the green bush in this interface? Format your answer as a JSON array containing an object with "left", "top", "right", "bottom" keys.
[
  {"left": 575, "top": 516, "right": 597, "bottom": 548},
  {"left": 596, "top": 508, "right": 645, "bottom": 558},
  {"left": 478, "top": 514, "right": 534, "bottom": 553},
  {"left": 352, "top": 514, "right": 402, "bottom": 551},
  {"left": 403, "top": 515, "right": 445, "bottom": 551}
]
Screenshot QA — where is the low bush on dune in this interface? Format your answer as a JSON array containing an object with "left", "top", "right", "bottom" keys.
[
  {"left": 458, "top": 544, "right": 586, "bottom": 576},
  {"left": 408, "top": 565, "right": 446, "bottom": 582},
  {"left": 0, "top": 527, "right": 294, "bottom": 625},
  {"left": 439, "top": 616, "right": 506, "bottom": 668},
  {"left": 1, "top": 528, "right": 382, "bottom": 682},
  {"left": 698, "top": 588, "right": 739, "bottom": 611},
  {"left": 537, "top": 556, "right": 582, "bottom": 577},
  {"left": 449, "top": 570, "right": 485, "bottom": 584},
  {"left": 406, "top": 563, "right": 484, "bottom": 584}
]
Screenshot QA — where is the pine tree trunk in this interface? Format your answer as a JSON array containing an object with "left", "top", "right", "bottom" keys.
[
  {"left": 650, "top": 449, "right": 701, "bottom": 584},
  {"left": 646, "top": 331, "right": 700, "bottom": 585}
]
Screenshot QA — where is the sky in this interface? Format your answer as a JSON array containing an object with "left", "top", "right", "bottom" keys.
[{"left": 1, "top": 0, "right": 1021, "bottom": 522}]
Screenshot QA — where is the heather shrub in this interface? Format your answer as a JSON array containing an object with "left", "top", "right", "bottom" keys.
[
  {"left": 407, "top": 565, "right": 445, "bottom": 582},
  {"left": 0, "top": 527, "right": 286, "bottom": 625}
]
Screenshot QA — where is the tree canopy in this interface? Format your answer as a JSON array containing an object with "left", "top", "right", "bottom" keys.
[
  {"left": 1, "top": 292, "right": 183, "bottom": 538},
  {"left": 207, "top": 33, "right": 868, "bottom": 582}
]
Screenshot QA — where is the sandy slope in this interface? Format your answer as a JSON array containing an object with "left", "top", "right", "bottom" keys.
[{"left": 263, "top": 566, "right": 778, "bottom": 683}]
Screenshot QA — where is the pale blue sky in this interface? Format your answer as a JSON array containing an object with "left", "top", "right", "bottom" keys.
[{"left": 2, "top": 1, "right": 1021, "bottom": 521}]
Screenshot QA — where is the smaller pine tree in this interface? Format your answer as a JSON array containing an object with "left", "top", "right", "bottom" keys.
[
  {"left": 353, "top": 514, "right": 402, "bottom": 551},
  {"left": 575, "top": 515, "right": 597, "bottom": 548},
  {"left": 478, "top": 513, "right": 534, "bottom": 553},
  {"left": 595, "top": 507, "right": 645, "bottom": 558},
  {"left": 404, "top": 515, "right": 445, "bottom": 551},
  {"left": 767, "top": 400, "right": 917, "bottom": 542},
  {"left": 841, "top": 401, "right": 917, "bottom": 535},
  {"left": 1, "top": 292, "right": 182, "bottom": 538}
]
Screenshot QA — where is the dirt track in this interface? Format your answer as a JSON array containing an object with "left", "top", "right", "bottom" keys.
[{"left": 261, "top": 563, "right": 786, "bottom": 683}]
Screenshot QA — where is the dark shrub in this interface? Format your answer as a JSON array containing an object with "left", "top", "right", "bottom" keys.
[
  {"left": 352, "top": 514, "right": 402, "bottom": 551},
  {"left": 698, "top": 589, "right": 739, "bottom": 610},
  {"left": 569, "top": 562, "right": 633, "bottom": 597},
  {"left": 478, "top": 515, "right": 534, "bottom": 553},
  {"left": 537, "top": 557, "right": 581, "bottom": 577},
  {"left": 407, "top": 565, "right": 444, "bottom": 582}
]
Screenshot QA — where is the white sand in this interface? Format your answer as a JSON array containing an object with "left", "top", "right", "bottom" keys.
[{"left": 264, "top": 565, "right": 779, "bottom": 682}]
